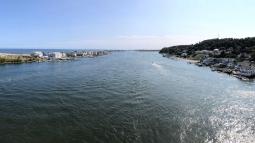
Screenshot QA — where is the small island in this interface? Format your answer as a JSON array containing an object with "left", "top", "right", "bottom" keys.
[
  {"left": 0, "top": 50, "right": 109, "bottom": 64},
  {"left": 159, "top": 37, "right": 255, "bottom": 81}
]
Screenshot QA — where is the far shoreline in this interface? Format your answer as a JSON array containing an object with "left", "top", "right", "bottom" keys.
[{"left": 0, "top": 50, "right": 109, "bottom": 65}]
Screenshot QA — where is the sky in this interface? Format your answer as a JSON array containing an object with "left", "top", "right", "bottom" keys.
[{"left": 0, "top": 0, "right": 255, "bottom": 49}]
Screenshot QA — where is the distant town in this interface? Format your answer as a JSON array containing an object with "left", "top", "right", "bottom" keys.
[
  {"left": 0, "top": 50, "right": 109, "bottom": 64},
  {"left": 160, "top": 38, "right": 255, "bottom": 81}
]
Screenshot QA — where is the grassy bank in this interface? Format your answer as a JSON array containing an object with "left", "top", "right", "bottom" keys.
[{"left": 0, "top": 55, "right": 42, "bottom": 64}]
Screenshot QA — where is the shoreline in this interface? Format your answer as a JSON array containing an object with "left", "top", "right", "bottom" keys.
[
  {"left": 162, "top": 54, "right": 254, "bottom": 81},
  {"left": 159, "top": 37, "right": 255, "bottom": 81},
  {"left": 163, "top": 54, "right": 199, "bottom": 63},
  {"left": 0, "top": 50, "right": 109, "bottom": 65},
  {"left": 174, "top": 56, "right": 199, "bottom": 64}
]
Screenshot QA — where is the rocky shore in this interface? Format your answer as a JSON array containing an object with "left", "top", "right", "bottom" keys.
[
  {"left": 165, "top": 54, "right": 255, "bottom": 81},
  {"left": 195, "top": 57, "right": 254, "bottom": 81},
  {"left": 160, "top": 38, "right": 255, "bottom": 81},
  {"left": 0, "top": 53, "right": 45, "bottom": 64}
]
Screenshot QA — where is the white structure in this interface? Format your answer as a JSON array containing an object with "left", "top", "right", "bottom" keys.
[
  {"left": 213, "top": 49, "right": 221, "bottom": 56},
  {"left": 31, "top": 51, "right": 44, "bottom": 58},
  {"left": 51, "top": 52, "right": 66, "bottom": 59},
  {"left": 181, "top": 53, "right": 187, "bottom": 58},
  {"left": 70, "top": 52, "right": 77, "bottom": 57}
]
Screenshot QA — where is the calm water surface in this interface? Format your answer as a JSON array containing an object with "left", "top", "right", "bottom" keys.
[{"left": 0, "top": 51, "right": 254, "bottom": 143}]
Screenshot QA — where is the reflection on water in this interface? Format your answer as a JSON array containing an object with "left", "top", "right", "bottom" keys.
[{"left": 0, "top": 51, "right": 254, "bottom": 143}]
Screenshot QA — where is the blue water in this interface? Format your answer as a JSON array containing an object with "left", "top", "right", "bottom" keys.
[{"left": 0, "top": 50, "right": 254, "bottom": 143}]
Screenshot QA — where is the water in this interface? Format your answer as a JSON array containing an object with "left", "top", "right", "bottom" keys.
[{"left": 0, "top": 51, "right": 254, "bottom": 143}]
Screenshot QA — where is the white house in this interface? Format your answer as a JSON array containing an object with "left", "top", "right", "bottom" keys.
[
  {"left": 213, "top": 49, "right": 221, "bottom": 56},
  {"left": 31, "top": 51, "right": 44, "bottom": 58},
  {"left": 51, "top": 52, "right": 66, "bottom": 59}
]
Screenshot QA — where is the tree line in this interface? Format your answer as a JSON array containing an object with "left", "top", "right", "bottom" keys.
[{"left": 160, "top": 37, "right": 255, "bottom": 61}]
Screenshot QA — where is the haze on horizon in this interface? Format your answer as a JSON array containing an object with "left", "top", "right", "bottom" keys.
[{"left": 0, "top": 0, "right": 255, "bottom": 50}]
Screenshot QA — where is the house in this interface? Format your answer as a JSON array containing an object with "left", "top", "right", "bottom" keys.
[
  {"left": 86, "top": 51, "right": 94, "bottom": 56},
  {"left": 181, "top": 53, "right": 187, "bottom": 58},
  {"left": 82, "top": 51, "right": 89, "bottom": 56},
  {"left": 50, "top": 52, "right": 66, "bottom": 59},
  {"left": 76, "top": 51, "right": 84, "bottom": 57},
  {"left": 238, "top": 53, "right": 251, "bottom": 60},
  {"left": 66, "top": 51, "right": 77, "bottom": 57},
  {"left": 31, "top": 51, "right": 44, "bottom": 58},
  {"left": 219, "top": 58, "right": 235, "bottom": 65},
  {"left": 213, "top": 49, "right": 221, "bottom": 56}
]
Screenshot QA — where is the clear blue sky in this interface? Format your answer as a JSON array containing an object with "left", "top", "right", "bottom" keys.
[{"left": 0, "top": 0, "right": 255, "bottom": 49}]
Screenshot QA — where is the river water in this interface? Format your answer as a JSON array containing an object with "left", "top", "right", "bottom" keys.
[{"left": 0, "top": 51, "right": 254, "bottom": 143}]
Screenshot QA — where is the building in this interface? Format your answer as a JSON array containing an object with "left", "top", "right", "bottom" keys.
[
  {"left": 50, "top": 52, "right": 66, "bottom": 59},
  {"left": 213, "top": 49, "right": 221, "bottom": 56},
  {"left": 66, "top": 51, "right": 77, "bottom": 57},
  {"left": 31, "top": 51, "right": 44, "bottom": 58},
  {"left": 181, "top": 53, "right": 187, "bottom": 58}
]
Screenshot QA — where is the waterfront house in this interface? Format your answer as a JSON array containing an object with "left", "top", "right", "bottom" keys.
[
  {"left": 238, "top": 53, "right": 251, "bottom": 60},
  {"left": 181, "top": 53, "right": 188, "bottom": 58},
  {"left": 66, "top": 51, "right": 77, "bottom": 57},
  {"left": 83, "top": 51, "right": 89, "bottom": 56},
  {"left": 71, "top": 51, "right": 77, "bottom": 57},
  {"left": 31, "top": 51, "right": 44, "bottom": 58},
  {"left": 76, "top": 51, "right": 84, "bottom": 57},
  {"left": 213, "top": 49, "right": 221, "bottom": 56},
  {"left": 50, "top": 52, "right": 66, "bottom": 59},
  {"left": 220, "top": 58, "right": 235, "bottom": 66}
]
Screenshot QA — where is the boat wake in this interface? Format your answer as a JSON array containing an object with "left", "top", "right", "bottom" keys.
[{"left": 152, "top": 62, "right": 162, "bottom": 69}]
